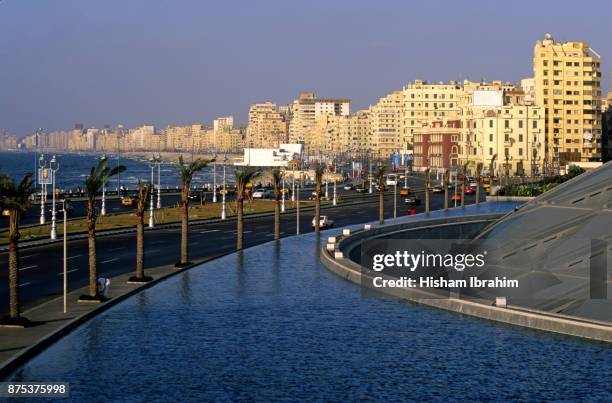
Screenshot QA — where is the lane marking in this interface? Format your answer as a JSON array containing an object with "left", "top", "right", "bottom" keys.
[
  {"left": 19, "top": 265, "right": 38, "bottom": 272},
  {"left": 21, "top": 253, "right": 39, "bottom": 259},
  {"left": 67, "top": 254, "right": 82, "bottom": 260},
  {"left": 100, "top": 258, "right": 119, "bottom": 264},
  {"left": 20, "top": 282, "right": 31, "bottom": 287},
  {"left": 58, "top": 269, "right": 78, "bottom": 275},
  {"left": 200, "top": 229, "right": 221, "bottom": 234}
]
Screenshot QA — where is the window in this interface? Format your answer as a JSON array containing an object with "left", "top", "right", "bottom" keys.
[
  {"left": 489, "top": 133, "right": 493, "bottom": 142},
  {"left": 504, "top": 120, "right": 510, "bottom": 129},
  {"left": 519, "top": 134, "right": 523, "bottom": 142},
  {"left": 518, "top": 120, "right": 523, "bottom": 129},
  {"left": 518, "top": 148, "right": 523, "bottom": 156},
  {"left": 489, "top": 120, "right": 493, "bottom": 128},
  {"left": 489, "top": 148, "right": 493, "bottom": 155}
]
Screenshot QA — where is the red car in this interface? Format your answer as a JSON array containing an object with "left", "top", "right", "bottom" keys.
[
  {"left": 464, "top": 186, "right": 475, "bottom": 195},
  {"left": 407, "top": 207, "right": 417, "bottom": 215}
]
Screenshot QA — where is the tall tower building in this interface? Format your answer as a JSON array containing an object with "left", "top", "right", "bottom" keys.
[{"left": 533, "top": 33, "right": 603, "bottom": 174}]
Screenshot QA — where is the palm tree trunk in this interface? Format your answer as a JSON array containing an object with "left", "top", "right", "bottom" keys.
[
  {"left": 237, "top": 198, "right": 244, "bottom": 250},
  {"left": 136, "top": 219, "right": 144, "bottom": 278},
  {"left": 88, "top": 227, "right": 97, "bottom": 297},
  {"left": 274, "top": 198, "right": 280, "bottom": 240},
  {"left": 443, "top": 171, "right": 449, "bottom": 210},
  {"left": 8, "top": 218, "right": 19, "bottom": 319},
  {"left": 379, "top": 191, "right": 384, "bottom": 225},
  {"left": 476, "top": 177, "right": 480, "bottom": 205},
  {"left": 181, "top": 203, "right": 189, "bottom": 265},
  {"left": 461, "top": 179, "right": 465, "bottom": 207}
]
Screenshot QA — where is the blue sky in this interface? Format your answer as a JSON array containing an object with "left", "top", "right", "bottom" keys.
[{"left": 1, "top": 0, "right": 610, "bottom": 135}]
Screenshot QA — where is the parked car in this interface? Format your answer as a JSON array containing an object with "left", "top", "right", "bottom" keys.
[
  {"left": 431, "top": 185, "right": 444, "bottom": 193},
  {"left": 263, "top": 190, "right": 275, "bottom": 199},
  {"left": 404, "top": 196, "right": 421, "bottom": 206},
  {"left": 312, "top": 215, "right": 334, "bottom": 229},
  {"left": 343, "top": 184, "right": 355, "bottom": 191},
  {"left": 252, "top": 190, "right": 266, "bottom": 199},
  {"left": 121, "top": 196, "right": 136, "bottom": 206}
]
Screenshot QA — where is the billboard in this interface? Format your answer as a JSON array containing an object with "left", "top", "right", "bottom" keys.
[{"left": 473, "top": 90, "right": 503, "bottom": 107}]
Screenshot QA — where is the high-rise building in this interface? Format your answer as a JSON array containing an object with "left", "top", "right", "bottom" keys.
[
  {"left": 213, "top": 116, "right": 234, "bottom": 133},
  {"left": 370, "top": 90, "right": 404, "bottom": 158},
  {"left": 246, "top": 102, "right": 288, "bottom": 148},
  {"left": 603, "top": 92, "right": 612, "bottom": 162},
  {"left": 288, "top": 92, "right": 349, "bottom": 145},
  {"left": 533, "top": 33, "right": 603, "bottom": 173}
]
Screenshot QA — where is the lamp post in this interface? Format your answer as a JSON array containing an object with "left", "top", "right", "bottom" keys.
[
  {"left": 221, "top": 154, "right": 227, "bottom": 220},
  {"left": 156, "top": 154, "right": 162, "bottom": 209},
  {"left": 148, "top": 157, "right": 155, "bottom": 228},
  {"left": 212, "top": 150, "right": 218, "bottom": 203},
  {"left": 50, "top": 155, "right": 59, "bottom": 240},
  {"left": 368, "top": 153, "right": 373, "bottom": 194},
  {"left": 38, "top": 154, "right": 46, "bottom": 225},
  {"left": 324, "top": 178, "right": 329, "bottom": 200},
  {"left": 99, "top": 155, "right": 107, "bottom": 216},
  {"left": 333, "top": 179, "right": 337, "bottom": 206},
  {"left": 61, "top": 198, "right": 70, "bottom": 313}
]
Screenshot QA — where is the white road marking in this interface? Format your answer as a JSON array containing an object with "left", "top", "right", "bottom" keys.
[
  {"left": 67, "top": 254, "right": 82, "bottom": 260},
  {"left": 58, "top": 269, "right": 78, "bottom": 275},
  {"left": 21, "top": 253, "right": 39, "bottom": 259},
  {"left": 19, "top": 265, "right": 38, "bottom": 272},
  {"left": 265, "top": 233, "right": 275, "bottom": 237},
  {"left": 243, "top": 231, "right": 252, "bottom": 234},
  {"left": 200, "top": 229, "right": 221, "bottom": 234},
  {"left": 100, "top": 258, "right": 119, "bottom": 264},
  {"left": 20, "top": 282, "right": 31, "bottom": 287}
]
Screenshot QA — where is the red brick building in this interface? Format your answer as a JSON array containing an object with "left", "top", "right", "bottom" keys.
[{"left": 413, "top": 120, "right": 460, "bottom": 174}]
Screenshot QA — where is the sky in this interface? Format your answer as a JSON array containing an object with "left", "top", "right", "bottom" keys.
[{"left": 1, "top": 0, "right": 611, "bottom": 136}]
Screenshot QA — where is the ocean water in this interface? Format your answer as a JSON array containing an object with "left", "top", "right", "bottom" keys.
[
  {"left": 8, "top": 230, "right": 612, "bottom": 401},
  {"left": 0, "top": 151, "right": 233, "bottom": 191}
]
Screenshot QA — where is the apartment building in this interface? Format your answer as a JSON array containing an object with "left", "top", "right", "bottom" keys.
[
  {"left": 246, "top": 102, "right": 288, "bottom": 148},
  {"left": 603, "top": 92, "right": 612, "bottom": 162},
  {"left": 370, "top": 90, "right": 403, "bottom": 158},
  {"left": 533, "top": 33, "right": 603, "bottom": 173},
  {"left": 288, "top": 92, "right": 349, "bottom": 144},
  {"left": 213, "top": 116, "right": 234, "bottom": 133},
  {"left": 412, "top": 120, "right": 460, "bottom": 174}
]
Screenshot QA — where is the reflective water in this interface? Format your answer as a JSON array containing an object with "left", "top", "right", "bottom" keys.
[{"left": 9, "top": 226, "right": 612, "bottom": 401}]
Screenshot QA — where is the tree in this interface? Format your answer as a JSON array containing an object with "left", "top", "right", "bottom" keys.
[
  {"left": 375, "top": 165, "right": 386, "bottom": 224},
  {"left": 176, "top": 156, "right": 211, "bottom": 267},
  {"left": 443, "top": 169, "right": 449, "bottom": 210},
  {"left": 313, "top": 164, "right": 325, "bottom": 233},
  {"left": 129, "top": 181, "right": 152, "bottom": 283},
  {"left": 272, "top": 168, "right": 283, "bottom": 240},
  {"left": 475, "top": 163, "right": 483, "bottom": 205},
  {"left": 461, "top": 162, "right": 469, "bottom": 207},
  {"left": 424, "top": 168, "right": 430, "bottom": 214},
  {"left": 235, "top": 167, "right": 261, "bottom": 250},
  {"left": 0, "top": 173, "right": 35, "bottom": 326},
  {"left": 79, "top": 159, "right": 125, "bottom": 302}
]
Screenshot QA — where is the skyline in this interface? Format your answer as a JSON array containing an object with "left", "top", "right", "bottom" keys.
[{"left": 1, "top": 0, "right": 611, "bottom": 135}]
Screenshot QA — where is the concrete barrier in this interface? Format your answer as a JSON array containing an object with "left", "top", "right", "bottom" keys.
[
  {"left": 334, "top": 251, "right": 344, "bottom": 259},
  {"left": 326, "top": 243, "right": 335, "bottom": 251},
  {"left": 327, "top": 236, "right": 337, "bottom": 244},
  {"left": 342, "top": 229, "right": 351, "bottom": 236},
  {"left": 364, "top": 224, "right": 371, "bottom": 231}
]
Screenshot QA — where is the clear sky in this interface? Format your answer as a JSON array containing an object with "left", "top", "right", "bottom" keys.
[{"left": 1, "top": 0, "right": 610, "bottom": 135}]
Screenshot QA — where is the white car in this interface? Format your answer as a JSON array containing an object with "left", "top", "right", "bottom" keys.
[
  {"left": 312, "top": 215, "right": 334, "bottom": 229},
  {"left": 252, "top": 190, "right": 265, "bottom": 199}
]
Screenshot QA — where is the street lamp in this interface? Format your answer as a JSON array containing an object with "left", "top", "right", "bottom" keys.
[
  {"left": 156, "top": 154, "right": 162, "bottom": 209},
  {"left": 100, "top": 154, "right": 107, "bottom": 216},
  {"left": 221, "top": 154, "right": 228, "bottom": 220},
  {"left": 281, "top": 155, "right": 287, "bottom": 213},
  {"left": 148, "top": 157, "right": 155, "bottom": 228},
  {"left": 61, "top": 198, "right": 70, "bottom": 313},
  {"left": 50, "top": 155, "right": 59, "bottom": 240},
  {"left": 38, "top": 154, "right": 46, "bottom": 225},
  {"left": 212, "top": 149, "right": 218, "bottom": 203}
]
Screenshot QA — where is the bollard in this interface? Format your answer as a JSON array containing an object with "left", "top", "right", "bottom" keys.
[
  {"left": 364, "top": 224, "right": 371, "bottom": 231},
  {"left": 342, "top": 229, "right": 351, "bottom": 236},
  {"left": 328, "top": 236, "right": 337, "bottom": 244},
  {"left": 334, "top": 251, "right": 344, "bottom": 259},
  {"left": 326, "top": 243, "right": 335, "bottom": 251},
  {"left": 495, "top": 296, "right": 507, "bottom": 308}
]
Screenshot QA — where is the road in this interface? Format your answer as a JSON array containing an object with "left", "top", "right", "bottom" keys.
[{"left": 0, "top": 179, "right": 483, "bottom": 314}]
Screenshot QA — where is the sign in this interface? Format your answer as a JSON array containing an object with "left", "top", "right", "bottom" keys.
[{"left": 38, "top": 168, "right": 52, "bottom": 185}]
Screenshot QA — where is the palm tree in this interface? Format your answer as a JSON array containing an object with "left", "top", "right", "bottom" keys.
[
  {"left": 443, "top": 169, "right": 449, "bottom": 210},
  {"left": 461, "top": 162, "right": 469, "bottom": 207},
  {"left": 375, "top": 165, "right": 386, "bottom": 225},
  {"left": 0, "top": 173, "right": 34, "bottom": 326},
  {"left": 175, "top": 156, "right": 211, "bottom": 267},
  {"left": 272, "top": 168, "right": 282, "bottom": 240},
  {"left": 79, "top": 159, "right": 125, "bottom": 302},
  {"left": 235, "top": 167, "right": 261, "bottom": 250},
  {"left": 313, "top": 164, "right": 325, "bottom": 233},
  {"left": 128, "top": 181, "right": 152, "bottom": 283}
]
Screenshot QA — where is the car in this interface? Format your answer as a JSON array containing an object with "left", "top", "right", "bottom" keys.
[
  {"left": 1, "top": 209, "right": 9, "bottom": 217},
  {"left": 464, "top": 186, "right": 475, "bottom": 195},
  {"left": 263, "top": 190, "right": 275, "bottom": 199},
  {"left": 399, "top": 188, "right": 410, "bottom": 196},
  {"left": 469, "top": 181, "right": 478, "bottom": 188},
  {"left": 121, "top": 196, "right": 136, "bottom": 206},
  {"left": 431, "top": 185, "right": 444, "bottom": 193},
  {"left": 451, "top": 194, "right": 461, "bottom": 202},
  {"left": 404, "top": 196, "right": 421, "bottom": 206},
  {"left": 252, "top": 190, "right": 266, "bottom": 199},
  {"left": 312, "top": 215, "right": 334, "bottom": 229},
  {"left": 355, "top": 186, "right": 367, "bottom": 193},
  {"left": 407, "top": 207, "right": 417, "bottom": 215},
  {"left": 343, "top": 184, "right": 355, "bottom": 191},
  {"left": 447, "top": 183, "right": 455, "bottom": 189}
]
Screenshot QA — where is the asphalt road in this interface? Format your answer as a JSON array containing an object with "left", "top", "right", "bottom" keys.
[{"left": 0, "top": 180, "right": 483, "bottom": 315}]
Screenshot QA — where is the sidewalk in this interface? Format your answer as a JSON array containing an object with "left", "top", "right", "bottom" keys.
[{"left": 0, "top": 255, "right": 221, "bottom": 379}]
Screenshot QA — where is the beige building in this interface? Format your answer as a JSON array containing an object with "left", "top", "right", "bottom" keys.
[
  {"left": 369, "top": 90, "right": 404, "bottom": 158},
  {"left": 534, "top": 33, "right": 603, "bottom": 173},
  {"left": 288, "top": 92, "right": 349, "bottom": 145},
  {"left": 246, "top": 102, "right": 288, "bottom": 148}
]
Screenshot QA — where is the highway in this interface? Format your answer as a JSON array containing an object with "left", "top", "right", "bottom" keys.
[{"left": 0, "top": 179, "right": 482, "bottom": 315}]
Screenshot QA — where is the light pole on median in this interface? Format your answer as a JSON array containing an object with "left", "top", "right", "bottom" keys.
[
  {"left": 50, "top": 155, "right": 59, "bottom": 240},
  {"left": 156, "top": 154, "right": 162, "bottom": 209},
  {"left": 100, "top": 154, "right": 107, "bottom": 216},
  {"left": 61, "top": 198, "right": 70, "bottom": 313},
  {"left": 221, "top": 154, "right": 227, "bottom": 220},
  {"left": 212, "top": 149, "right": 218, "bottom": 203},
  {"left": 38, "top": 154, "right": 46, "bottom": 225},
  {"left": 148, "top": 157, "right": 155, "bottom": 228}
]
